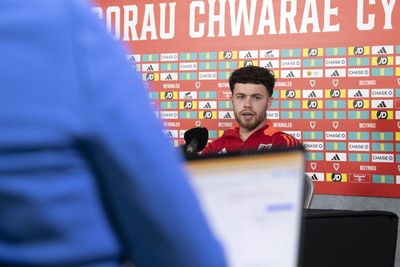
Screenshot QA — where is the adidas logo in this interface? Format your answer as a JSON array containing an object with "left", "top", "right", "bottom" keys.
[
  {"left": 223, "top": 112, "right": 232, "bottom": 119},
  {"left": 377, "top": 101, "right": 387, "bottom": 108},
  {"left": 265, "top": 61, "right": 273, "bottom": 68},
  {"left": 146, "top": 65, "right": 154, "bottom": 71},
  {"left": 330, "top": 70, "right": 340, "bottom": 77},
  {"left": 353, "top": 90, "right": 363, "bottom": 97},
  {"left": 331, "top": 154, "right": 340, "bottom": 160},
  {"left": 244, "top": 52, "right": 252, "bottom": 58},
  {"left": 165, "top": 74, "right": 173, "bottom": 80},
  {"left": 286, "top": 71, "right": 295, "bottom": 78},
  {"left": 308, "top": 91, "right": 317, "bottom": 97},
  {"left": 311, "top": 174, "right": 318, "bottom": 181},
  {"left": 377, "top": 47, "right": 387, "bottom": 54},
  {"left": 203, "top": 102, "right": 212, "bottom": 109}
]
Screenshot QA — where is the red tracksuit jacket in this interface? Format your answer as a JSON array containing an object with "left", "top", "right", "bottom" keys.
[{"left": 202, "top": 122, "right": 301, "bottom": 155}]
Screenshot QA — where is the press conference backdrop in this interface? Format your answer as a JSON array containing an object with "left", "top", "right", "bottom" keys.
[{"left": 92, "top": 0, "right": 400, "bottom": 198}]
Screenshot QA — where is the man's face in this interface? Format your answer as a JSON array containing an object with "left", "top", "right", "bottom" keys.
[{"left": 232, "top": 83, "right": 272, "bottom": 132}]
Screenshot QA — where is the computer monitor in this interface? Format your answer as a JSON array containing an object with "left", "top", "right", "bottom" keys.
[{"left": 186, "top": 149, "right": 305, "bottom": 267}]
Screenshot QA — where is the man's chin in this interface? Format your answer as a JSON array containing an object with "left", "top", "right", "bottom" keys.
[{"left": 238, "top": 121, "right": 258, "bottom": 131}]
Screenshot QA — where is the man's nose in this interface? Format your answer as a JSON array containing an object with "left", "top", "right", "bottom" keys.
[{"left": 244, "top": 97, "right": 252, "bottom": 107}]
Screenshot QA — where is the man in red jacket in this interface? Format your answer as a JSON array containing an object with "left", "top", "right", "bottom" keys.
[{"left": 202, "top": 66, "right": 301, "bottom": 155}]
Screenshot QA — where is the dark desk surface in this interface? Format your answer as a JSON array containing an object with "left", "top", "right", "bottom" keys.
[{"left": 300, "top": 209, "right": 398, "bottom": 267}]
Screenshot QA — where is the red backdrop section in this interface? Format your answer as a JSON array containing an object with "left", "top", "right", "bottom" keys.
[{"left": 93, "top": 0, "right": 400, "bottom": 198}]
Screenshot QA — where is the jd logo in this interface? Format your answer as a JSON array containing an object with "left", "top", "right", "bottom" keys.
[
  {"left": 164, "top": 92, "right": 174, "bottom": 99},
  {"left": 307, "top": 100, "right": 318, "bottom": 109},
  {"left": 146, "top": 73, "right": 155, "bottom": 81},
  {"left": 330, "top": 89, "right": 341, "bottom": 98},
  {"left": 286, "top": 90, "right": 296, "bottom": 98},
  {"left": 308, "top": 48, "right": 318, "bottom": 56},
  {"left": 331, "top": 173, "right": 342, "bottom": 182},
  {"left": 353, "top": 46, "right": 365, "bottom": 55},
  {"left": 353, "top": 100, "right": 364, "bottom": 108},
  {"left": 377, "top": 111, "right": 388, "bottom": 119},
  {"left": 203, "top": 111, "right": 213, "bottom": 119},
  {"left": 184, "top": 101, "right": 193, "bottom": 109},
  {"left": 223, "top": 51, "right": 233, "bottom": 59}
]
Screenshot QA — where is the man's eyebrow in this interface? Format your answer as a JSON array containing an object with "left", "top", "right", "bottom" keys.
[{"left": 235, "top": 92, "right": 263, "bottom": 96}]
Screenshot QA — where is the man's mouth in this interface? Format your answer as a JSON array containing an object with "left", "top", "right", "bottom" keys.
[{"left": 241, "top": 111, "right": 254, "bottom": 119}]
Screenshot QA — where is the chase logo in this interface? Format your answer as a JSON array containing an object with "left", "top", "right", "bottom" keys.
[
  {"left": 160, "top": 53, "right": 178, "bottom": 61},
  {"left": 281, "top": 59, "right": 301, "bottom": 68},
  {"left": 372, "top": 154, "right": 394, "bottom": 163},
  {"left": 325, "top": 58, "right": 346, "bottom": 66},
  {"left": 348, "top": 68, "right": 369, "bottom": 77}
]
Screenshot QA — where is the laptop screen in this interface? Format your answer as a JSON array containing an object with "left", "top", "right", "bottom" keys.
[{"left": 186, "top": 149, "right": 305, "bottom": 267}]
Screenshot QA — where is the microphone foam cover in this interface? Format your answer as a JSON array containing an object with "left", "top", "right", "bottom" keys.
[{"left": 184, "top": 127, "right": 209, "bottom": 152}]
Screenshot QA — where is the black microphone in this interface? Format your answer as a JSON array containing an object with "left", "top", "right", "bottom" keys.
[{"left": 184, "top": 127, "right": 209, "bottom": 154}]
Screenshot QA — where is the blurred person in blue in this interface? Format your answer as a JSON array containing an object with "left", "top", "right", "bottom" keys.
[{"left": 0, "top": 1, "right": 227, "bottom": 267}]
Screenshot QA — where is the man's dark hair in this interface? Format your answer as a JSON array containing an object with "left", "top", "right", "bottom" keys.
[{"left": 229, "top": 66, "right": 276, "bottom": 97}]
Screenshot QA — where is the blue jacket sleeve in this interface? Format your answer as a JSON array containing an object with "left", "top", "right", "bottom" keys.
[{"left": 71, "top": 1, "right": 227, "bottom": 267}]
